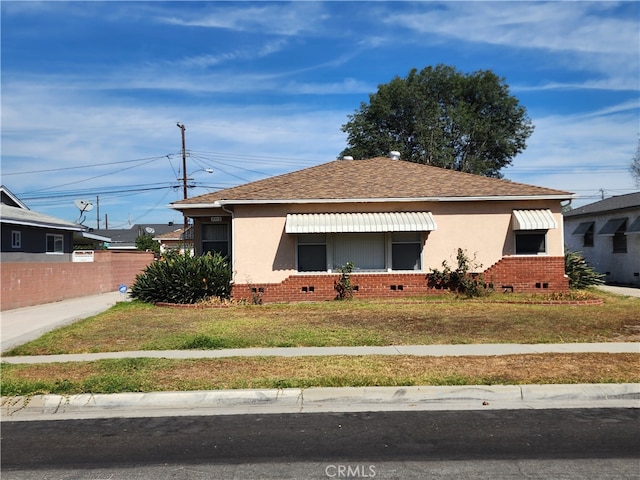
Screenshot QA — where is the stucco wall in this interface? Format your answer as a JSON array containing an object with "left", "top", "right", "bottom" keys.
[
  {"left": 229, "top": 200, "right": 565, "bottom": 285},
  {"left": 0, "top": 250, "right": 154, "bottom": 310},
  {"left": 564, "top": 209, "right": 640, "bottom": 286}
]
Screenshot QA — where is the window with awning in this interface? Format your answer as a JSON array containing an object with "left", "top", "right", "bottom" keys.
[
  {"left": 285, "top": 212, "right": 437, "bottom": 234},
  {"left": 512, "top": 210, "right": 556, "bottom": 255},
  {"left": 572, "top": 221, "right": 595, "bottom": 247},
  {"left": 290, "top": 212, "right": 435, "bottom": 273},
  {"left": 597, "top": 218, "right": 627, "bottom": 236},
  {"left": 512, "top": 209, "right": 557, "bottom": 230},
  {"left": 571, "top": 221, "right": 595, "bottom": 235}
]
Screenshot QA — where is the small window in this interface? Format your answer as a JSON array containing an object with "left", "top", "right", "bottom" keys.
[
  {"left": 613, "top": 220, "right": 627, "bottom": 253},
  {"left": 298, "top": 234, "right": 327, "bottom": 272},
  {"left": 583, "top": 224, "right": 594, "bottom": 247},
  {"left": 46, "top": 234, "right": 64, "bottom": 254},
  {"left": 515, "top": 231, "right": 546, "bottom": 255},
  {"left": 391, "top": 232, "right": 422, "bottom": 270},
  {"left": 11, "top": 230, "right": 21, "bottom": 249}
]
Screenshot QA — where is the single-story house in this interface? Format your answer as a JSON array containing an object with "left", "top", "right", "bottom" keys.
[
  {"left": 0, "top": 185, "right": 110, "bottom": 262},
  {"left": 152, "top": 226, "right": 193, "bottom": 255},
  {"left": 564, "top": 192, "right": 640, "bottom": 287},
  {"left": 92, "top": 223, "right": 182, "bottom": 250},
  {"left": 170, "top": 155, "right": 574, "bottom": 302}
]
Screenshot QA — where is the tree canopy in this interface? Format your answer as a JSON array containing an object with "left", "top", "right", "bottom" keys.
[{"left": 340, "top": 65, "right": 534, "bottom": 178}]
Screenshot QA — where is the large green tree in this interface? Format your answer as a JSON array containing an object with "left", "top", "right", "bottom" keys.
[{"left": 340, "top": 65, "right": 534, "bottom": 178}]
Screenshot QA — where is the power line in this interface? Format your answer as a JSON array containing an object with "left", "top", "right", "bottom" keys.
[{"left": 2, "top": 154, "right": 178, "bottom": 176}]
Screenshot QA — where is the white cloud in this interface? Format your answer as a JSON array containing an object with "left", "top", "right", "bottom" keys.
[{"left": 156, "top": 2, "right": 329, "bottom": 36}]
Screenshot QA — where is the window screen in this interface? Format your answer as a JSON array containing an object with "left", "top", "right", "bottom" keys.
[
  {"left": 515, "top": 231, "right": 546, "bottom": 254},
  {"left": 298, "top": 234, "right": 326, "bottom": 272},
  {"left": 391, "top": 232, "right": 421, "bottom": 270},
  {"left": 202, "top": 223, "right": 229, "bottom": 258}
]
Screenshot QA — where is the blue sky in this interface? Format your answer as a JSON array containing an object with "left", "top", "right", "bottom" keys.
[{"left": 2, "top": 1, "right": 639, "bottom": 229}]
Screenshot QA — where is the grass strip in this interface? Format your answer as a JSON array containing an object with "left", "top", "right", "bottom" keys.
[{"left": 1, "top": 353, "right": 637, "bottom": 396}]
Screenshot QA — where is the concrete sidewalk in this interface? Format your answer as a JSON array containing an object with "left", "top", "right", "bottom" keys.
[
  {"left": 2, "top": 342, "right": 639, "bottom": 364},
  {"left": 1, "top": 291, "right": 127, "bottom": 353}
]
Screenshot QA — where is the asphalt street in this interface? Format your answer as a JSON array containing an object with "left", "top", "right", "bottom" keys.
[{"left": 2, "top": 409, "right": 639, "bottom": 479}]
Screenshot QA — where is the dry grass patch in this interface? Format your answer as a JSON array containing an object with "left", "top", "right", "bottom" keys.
[
  {"left": 2, "top": 353, "right": 637, "bottom": 396},
  {"left": 4, "top": 291, "right": 639, "bottom": 356}
]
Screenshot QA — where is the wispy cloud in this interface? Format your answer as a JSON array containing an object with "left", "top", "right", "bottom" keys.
[{"left": 156, "top": 2, "right": 329, "bottom": 36}]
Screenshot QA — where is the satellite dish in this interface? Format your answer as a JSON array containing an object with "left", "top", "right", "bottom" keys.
[
  {"left": 74, "top": 199, "right": 94, "bottom": 212},
  {"left": 145, "top": 227, "right": 156, "bottom": 234},
  {"left": 73, "top": 199, "right": 93, "bottom": 225}
]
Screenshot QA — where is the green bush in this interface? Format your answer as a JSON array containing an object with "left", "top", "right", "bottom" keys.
[
  {"left": 428, "top": 248, "right": 487, "bottom": 298},
  {"left": 130, "top": 251, "right": 232, "bottom": 304},
  {"left": 334, "top": 262, "right": 354, "bottom": 300},
  {"left": 564, "top": 248, "right": 605, "bottom": 289}
]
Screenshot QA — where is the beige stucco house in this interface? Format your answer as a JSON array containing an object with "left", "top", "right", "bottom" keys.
[{"left": 171, "top": 155, "right": 574, "bottom": 302}]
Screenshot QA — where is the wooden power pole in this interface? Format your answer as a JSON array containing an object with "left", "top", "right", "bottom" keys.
[{"left": 177, "top": 123, "right": 188, "bottom": 253}]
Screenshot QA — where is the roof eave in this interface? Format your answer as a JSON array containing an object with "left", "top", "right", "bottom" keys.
[
  {"left": 171, "top": 194, "right": 574, "bottom": 210},
  {"left": 1, "top": 218, "right": 86, "bottom": 231}
]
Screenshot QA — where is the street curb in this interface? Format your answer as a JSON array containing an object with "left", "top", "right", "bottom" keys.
[{"left": 2, "top": 384, "right": 638, "bottom": 421}]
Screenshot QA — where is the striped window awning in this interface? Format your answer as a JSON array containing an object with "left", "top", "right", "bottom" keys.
[
  {"left": 285, "top": 212, "right": 437, "bottom": 234},
  {"left": 512, "top": 209, "right": 558, "bottom": 231},
  {"left": 572, "top": 221, "right": 595, "bottom": 235},
  {"left": 597, "top": 218, "right": 627, "bottom": 236}
]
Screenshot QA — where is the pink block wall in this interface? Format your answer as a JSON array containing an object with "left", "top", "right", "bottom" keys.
[{"left": 1, "top": 250, "right": 154, "bottom": 311}]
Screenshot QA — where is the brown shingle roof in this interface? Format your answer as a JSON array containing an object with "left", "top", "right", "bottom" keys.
[{"left": 174, "top": 157, "right": 572, "bottom": 205}]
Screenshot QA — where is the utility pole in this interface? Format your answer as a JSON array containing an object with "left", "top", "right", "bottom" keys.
[
  {"left": 96, "top": 195, "right": 100, "bottom": 230},
  {"left": 177, "top": 123, "right": 188, "bottom": 254}
]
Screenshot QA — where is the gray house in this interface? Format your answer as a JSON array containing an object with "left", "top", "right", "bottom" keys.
[
  {"left": 1, "top": 185, "right": 109, "bottom": 262},
  {"left": 564, "top": 192, "right": 640, "bottom": 286}
]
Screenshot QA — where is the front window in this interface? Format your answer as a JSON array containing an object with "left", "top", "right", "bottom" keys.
[
  {"left": 515, "top": 231, "right": 546, "bottom": 255},
  {"left": 298, "top": 234, "right": 327, "bottom": 272},
  {"left": 296, "top": 232, "right": 423, "bottom": 272},
  {"left": 391, "top": 232, "right": 422, "bottom": 270},
  {"left": 333, "top": 233, "right": 385, "bottom": 270},
  {"left": 46, "top": 234, "right": 64, "bottom": 254},
  {"left": 202, "top": 223, "right": 229, "bottom": 258}
]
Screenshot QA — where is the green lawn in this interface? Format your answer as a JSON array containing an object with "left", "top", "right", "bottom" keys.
[
  {"left": 4, "top": 291, "right": 639, "bottom": 356},
  {"left": 1, "top": 290, "right": 638, "bottom": 396}
]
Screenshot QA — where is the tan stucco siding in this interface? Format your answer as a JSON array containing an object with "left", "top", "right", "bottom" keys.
[{"left": 227, "top": 200, "right": 565, "bottom": 284}]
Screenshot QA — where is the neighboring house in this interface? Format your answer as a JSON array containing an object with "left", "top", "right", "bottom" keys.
[
  {"left": 0, "top": 185, "right": 109, "bottom": 262},
  {"left": 170, "top": 155, "right": 574, "bottom": 302},
  {"left": 152, "top": 226, "right": 193, "bottom": 254},
  {"left": 92, "top": 223, "right": 181, "bottom": 250},
  {"left": 564, "top": 192, "right": 640, "bottom": 287}
]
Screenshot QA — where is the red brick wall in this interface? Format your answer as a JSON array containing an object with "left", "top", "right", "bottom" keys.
[
  {"left": 0, "top": 250, "right": 154, "bottom": 311},
  {"left": 232, "top": 256, "right": 569, "bottom": 303},
  {"left": 482, "top": 256, "right": 569, "bottom": 293}
]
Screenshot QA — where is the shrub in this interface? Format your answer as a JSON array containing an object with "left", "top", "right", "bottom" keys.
[
  {"left": 130, "top": 251, "right": 232, "bottom": 304},
  {"left": 334, "top": 262, "right": 354, "bottom": 300},
  {"left": 428, "top": 248, "right": 487, "bottom": 298},
  {"left": 564, "top": 248, "right": 605, "bottom": 289}
]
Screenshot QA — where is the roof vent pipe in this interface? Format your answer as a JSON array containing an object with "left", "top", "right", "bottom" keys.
[
  {"left": 389, "top": 151, "right": 400, "bottom": 160},
  {"left": 342, "top": 156, "right": 353, "bottom": 161}
]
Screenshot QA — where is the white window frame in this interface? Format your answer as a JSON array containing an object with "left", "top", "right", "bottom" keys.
[
  {"left": 514, "top": 230, "right": 548, "bottom": 255},
  {"left": 11, "top": 230, "right": 21, "bottom": 249},
  {"left": 46, "top": 233, "right": 64, "bottom": 254}
]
